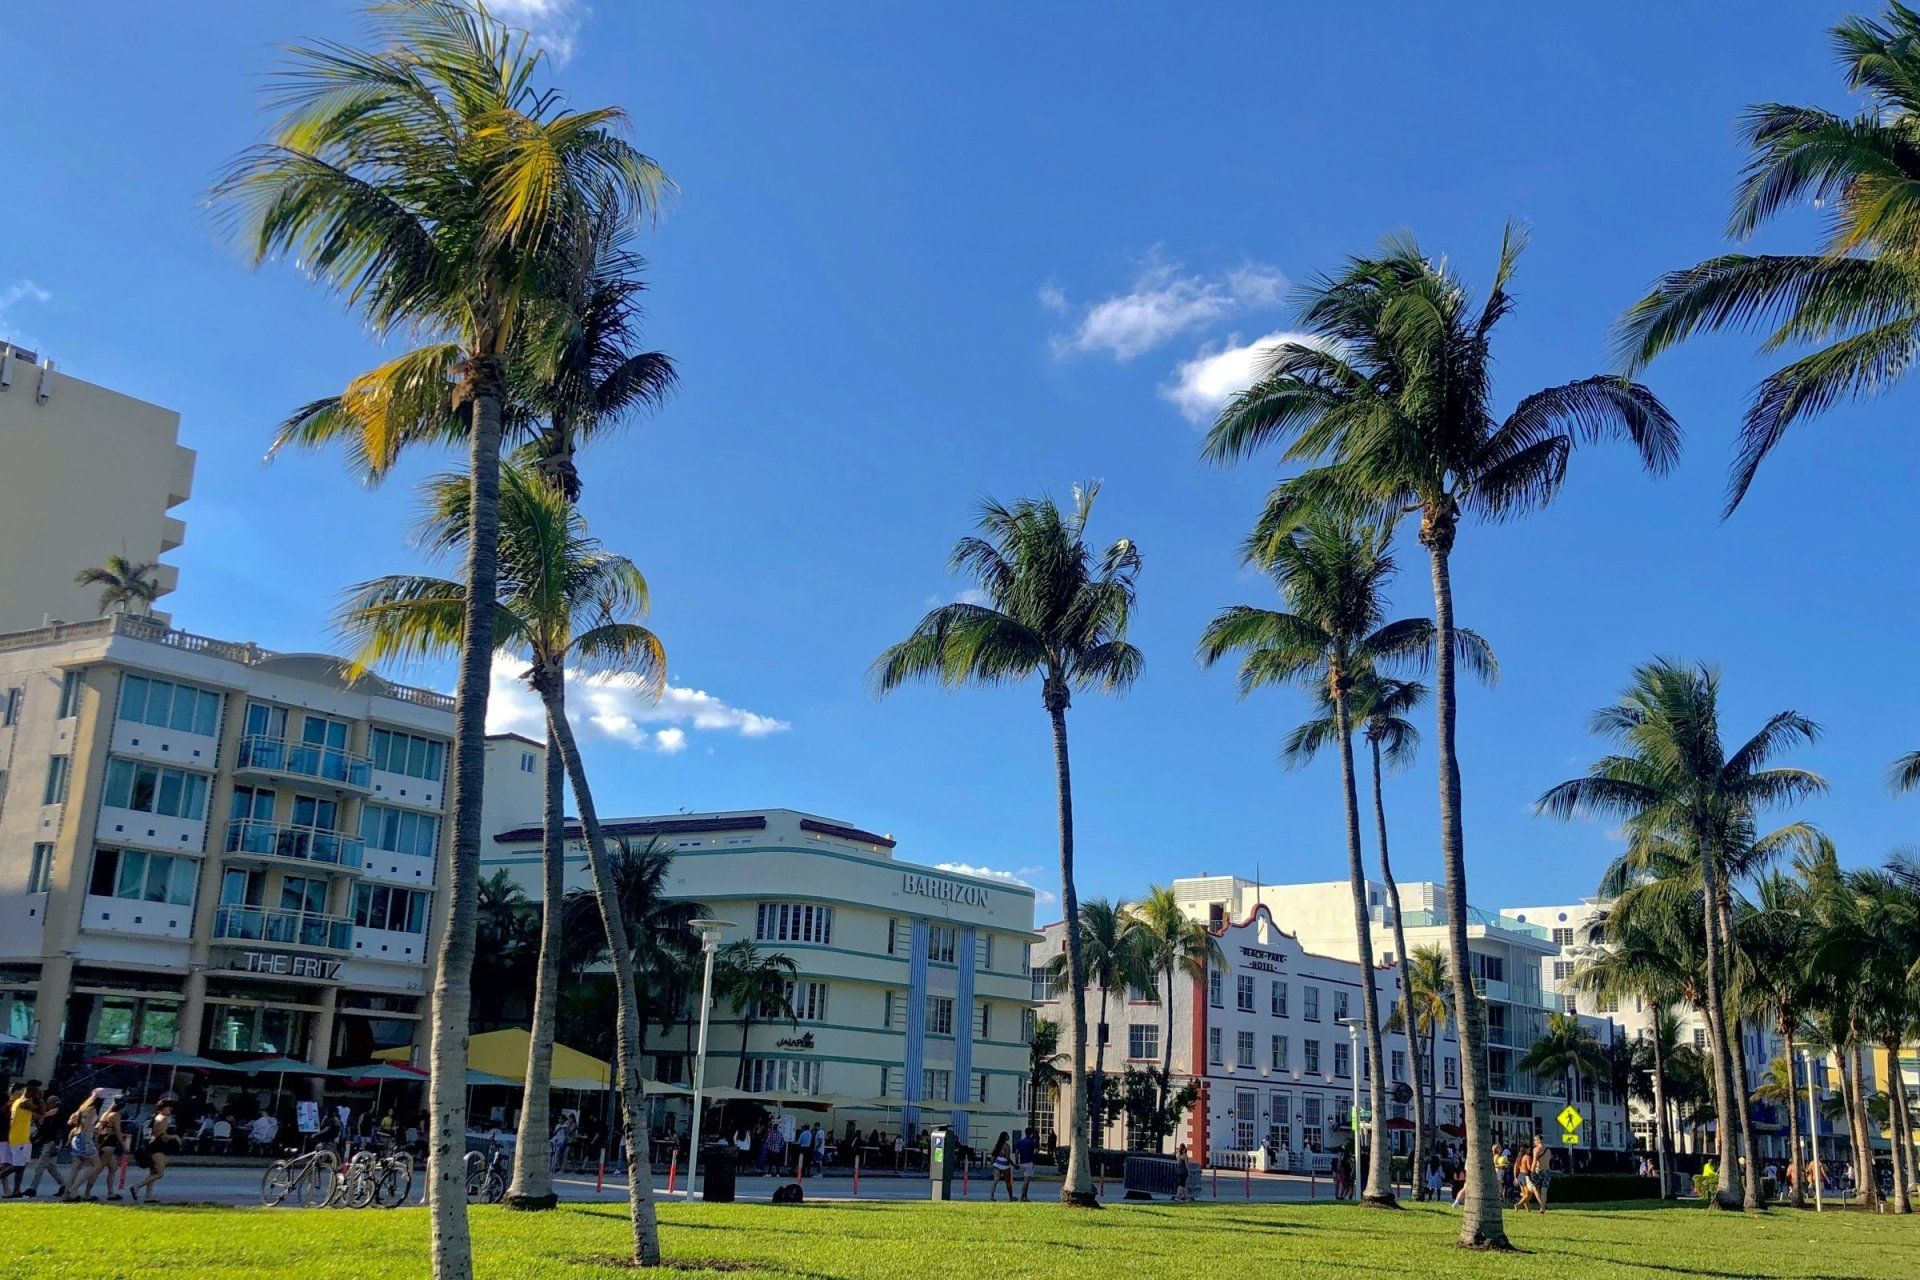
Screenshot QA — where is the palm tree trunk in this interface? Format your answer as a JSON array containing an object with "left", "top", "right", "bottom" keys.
[
  {"left": 1885, "top": 1036, "right": 1914, "bottom": 1214},
  {"left": 1650, "top": 1024, "right": 1671, "bottom": 1199},
  {"left": 735, "top": 1013, "right": 755, "bottom": 1090},
  {"left": 1332, "top": 690, "right": 1395, "bottom": 1207},
  {"left": 1047, "top": 697, "right": 1098, "bottom": 1207},
  {"left": 541, "top": 691, "right": 660, "bottom": 1265},
  {"left": 1422, "top": 530, "right": 1506, "bottom": 1248},
  {"left": 1847, "top": 1042, "right": 1880, "bottom": 1208},
  {"left": 1371, "top": 736, "right": 1425, "bottom": 1195},
  {"left": 1159, "top": 961, "right": 1176, "bottom": 1155},
  {"left": 428, "top": 371, "right": 505, "bottom": 1280},
  {"left": 505, "top": 738, "right": 568, "bottom": 1209},
  {"left": 1091, "top": 985, "right": 1110, "bottom": 1146},
  {"left": 1696, "top": 854, "right": 1744, "bottom": 1209},
  {"left": 1781, "top": 1025, "right": 1804, "bottom": 1208},
  {"left": 1726, "top": 1013, "right": 1761, "bottom": 1209}
]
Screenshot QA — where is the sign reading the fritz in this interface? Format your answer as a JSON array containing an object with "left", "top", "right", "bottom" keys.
[
  {"left": 1239, "top": 946, "right": 1288, "bottom": 974},
  {"left": 232, "top": 949, "right": 342, "bottom": 981},
  {"left": 901, "top": 872, "right": 990, "bottom": 907}
]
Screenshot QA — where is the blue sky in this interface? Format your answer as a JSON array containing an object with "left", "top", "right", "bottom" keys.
[{"left": 4, "top": 2, "right": 1915, "bottom": 920}]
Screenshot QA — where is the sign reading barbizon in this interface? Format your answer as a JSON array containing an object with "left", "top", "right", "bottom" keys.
[
  {"left": 231, "top": 949, "right": 342, "bottom": 981},
  {"left": 901, "top": 872, "right": 990, "bottom": 907}
]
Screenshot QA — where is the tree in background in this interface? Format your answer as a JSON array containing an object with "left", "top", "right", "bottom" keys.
[
  {"left": 1127, "top": 885, "right": 1225, "bottom": 1152},
  {"left": 1517, "top": 1013, "right": 1607, "bottom": 1168},
  {"left": 714, "top": 941, "right": 800, "bottom": 1089},
  {"left": 1045, "top": 898, "right": 1150, "bottom": 1145},
  {"left": 74, "top": 556, "right": 161, "bottom": 617}
]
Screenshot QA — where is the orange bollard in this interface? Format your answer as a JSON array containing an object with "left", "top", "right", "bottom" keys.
[
  {"left": 119, "top": 1153, "right": 129, "bottom": 1192},
  {"left": 1311, "top": 1168, "right": 1317, "bottom": 1199},
  {"left": 1211, "top": 1166, "right": 1219, "bottom": 1198},
  {"left": 667, "top": 1150, "right": 678, "bottom": 1195},
  {"left": 1245, "top": 1165, "right": 1251, "bottom": 1199},
  {"left": 597, "top": 1153, "right": 605, "bottom": 1193},
  {"left": 853, "top": 1154, "right": 861, "bottom": 1196},
  {"left": 1099, "top": 1170, "right": 1106, "bottom": 1198},
  {"left": 962, "top": 1159, "right": 969, "bottom": 1198}
]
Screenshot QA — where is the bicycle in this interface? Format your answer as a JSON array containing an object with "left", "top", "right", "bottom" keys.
[
  {"left": 262, "top": 1146, "right": 339, "bottom": 1207},
  {"left": 465, "top": 1137, "right": 507, "bottom": 1204}
]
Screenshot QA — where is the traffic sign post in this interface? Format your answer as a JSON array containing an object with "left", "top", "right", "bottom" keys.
[{"left": 1557, "top": 1104, "right": 1584, "bottom": 1146}]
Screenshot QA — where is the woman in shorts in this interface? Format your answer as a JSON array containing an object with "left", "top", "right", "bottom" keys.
[
  {"left": 63, "top": 1093, "right": 104, "bottom": 1201},
  {"left": 129, "top": 1101, "right": 179, "bottom": 1202}
]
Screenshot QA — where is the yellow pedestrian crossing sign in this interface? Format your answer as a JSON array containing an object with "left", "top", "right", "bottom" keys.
[{"left": 1557, "top": 1105, "right": 1584, "bottom": 1145}]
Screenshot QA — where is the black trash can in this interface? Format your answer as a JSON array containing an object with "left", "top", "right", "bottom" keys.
[{"left": 701, "top": 1143, "right": 737, "bottom": 1203}]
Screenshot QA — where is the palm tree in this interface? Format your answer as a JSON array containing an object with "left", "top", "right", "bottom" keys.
[
  {"left": 472, "top": 870, "right": 538, "bottom": 1030},
  {"left": 74, "top": 555, "right": 160, "bottom": 617},
  {"left": 1539, "top": 658, "right": 1824, "bottom": 1209},
  {"left": 1518, "top": 1013, "right": 1608, "bottom": 1167},
  {"left": 1737, "top": 868, "right": 1823, "bottom": 1207},
  {"left": 1851, "top": 862, "right": 1920, "bottom": 1212},
  {"left": 1204, "top": 226, "right": 1679, "bottom": 1248},
  {"left": 1401, "top": 945, "right": 1454, "bottom": 1163},
  {"left": 1045, "top": 899, "right": 1149, "bottom": 1145},
  {"left": 1201, "top": 515, "right": 1490, "bottom": 1206},
  {"left": 220, "top": 8, "right": 667, "bottom": 1270},
  {"left": 1126, "top": 885, "right": 1225, "bottom": 1152},
  {"left": 713, "top": 941, "right": 800, "bottom": 1089},
  {"left": 1027, "top": 1017, "right": 1068, "bottom": 1140},
  {"left": 873, "top": 484, "right": 1142, "bottom": 1207},
  {"left": 1615, "top": 4, "right": 1920, "bottom": 514},
  {"left": 339, "top": 461, "right": 669, "bottom": 1263}
]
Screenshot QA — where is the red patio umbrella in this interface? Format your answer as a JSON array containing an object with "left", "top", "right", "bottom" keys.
[
  {"left": 1438, "top": 1123, "right": 1467, "bottom": 1137},
  {"left": 1384, "top": 1117, "right": 1416, "bottom": 1131}
]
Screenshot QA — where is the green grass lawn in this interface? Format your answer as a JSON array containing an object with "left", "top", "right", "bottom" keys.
[{"left": 5, "top": 1198, "right": 1915, "bottom": 1280}]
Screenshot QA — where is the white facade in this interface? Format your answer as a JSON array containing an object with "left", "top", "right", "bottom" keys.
[
  {"left": 479, "top": 752, "right": 1038, "bottom": 1144},
  {"left": 0, "top": 341, "right": 194, "bottom": 632},
  {"left": 1036, "top": 902, "right": 1464, "bottom": 1168},
  {"left": 0, "top": 614, "right": 452, "bottom": 1084}
]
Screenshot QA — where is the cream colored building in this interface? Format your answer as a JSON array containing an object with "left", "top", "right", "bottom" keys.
[
  {"left": 0, "top": 340, "right": 195, "bottom": 631},
  {"left": 0, "top": 613, "right": 453, "bottom": 1085},
  {"left": 480, "top": 747, "right": 1039, "bottom": 1143}
]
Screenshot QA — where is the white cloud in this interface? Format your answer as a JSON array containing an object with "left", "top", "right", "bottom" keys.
[
  {"left": 486, "top": 654, "right": 789, "bottom": 752},
  {"left": 1160, "top": 330, "right": 1329, "bottom": 423},
  {"left": 0, "top": 279, "right": 50, "bottom": 343},
  {"left": 483, "top": 0, "right": 586, "bottom": 64},
  {"left": 934, "top": 861, "right": 1056, "bottom": 908},
  {"left": 1047, "top": 256, "right": 1286, "bottom": 361}
]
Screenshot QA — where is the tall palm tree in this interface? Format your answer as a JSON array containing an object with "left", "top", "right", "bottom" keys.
[
  {"left": 1204, "top": 226, "right": 1679, "bottom": 1248},
  {"left": 1539, "top": 658, "right": 1824, "bottom": 1209},
  {"left": 1127, "top": 885, "right": 1225, "bottom": 1152},
  {"left": 1201, "top": 516, "right": 1490, "bottom": 1206},
  {"left": 74, "top": 555, "right": 160, "bottom": 617},
  {"left": 1401, "top": 945, "right": 1454, "bottom": 1162},
  {"left": 1517, "top": 1013, "right": 1608, "bottom": 1167},
  {"left": 220, "top": 8, "right": 667, "bottom": 1270},
  {"left": 1045, "top": 899, "right": 1149, "bottom": 1144},
  {"left": 472, "top": 869, "right": 538, "bottom": 1030},
  {"left": 1615, "top": 3, "right": 1920, "bottom": 514},
  {"left": 873, "top": 484, "right": 1142, "bottom": 1207},
  {"left": 339, "top": 461, "right": 669, "bottom": 1263},
  {"left": 1851, "top": 862, "right": 1920, "bottom": 1212},
  {"left": 713, "top": 941, "right": 800, "bottom": 1089},
  {"left": 1737, "top": 868, "right": 1823, "bottom": 1207},
  {"left": 1027, "top": 1017, "right": 1068, "bottom": 1139}
]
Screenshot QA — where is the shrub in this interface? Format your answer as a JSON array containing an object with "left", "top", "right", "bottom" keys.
[
  {"left": 1548, "top": 1173, "right": 1662, "bottom": 1203},
  {"left": 1693, "top": 1171, "right": 1719, "bottom": 1203}
]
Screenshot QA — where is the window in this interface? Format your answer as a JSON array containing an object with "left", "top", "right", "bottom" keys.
[
  {"left": 1304, "top": 1039, "right": 1321, "bottom": 1075},
  {"left": 926, "top": 924, "right": 957, "bottom": 964},
  {"left": 1208, "top": 969, "right": 1223, "bottom": 1008},
  {"left": 282, "top": 874, "right": 327, "bottom": 914},
  {"left": 352, "top": 883, "right": 428, "bottom": 933},
  {"left": 1208, "top": 1027, "right": 1223, "bottom": 1065},
  {"left": 972, "top": 1002, "right": 991, "bottom": 1039},
  {"left": 1391, "top": 1050, "right": 1406, "bottom": 1083},
  {"left": 102, "top": 758, "right": 209, "bottom": 819},
  {"left": 1021, "top": 1007, "right": 1036, "bottom": 1044},
  {"left": 765, "top": 980, "right": 829, "bottom": 1022},
  {"left": 1473, "top": 954, "right": 1505, "bottom": 983},
  {"left": 1552, "top": 960, "right": 1573, "bottom": 982},
  {"left": 755, "top": 902, "right": 834, "bottom": 945},
  {"left": 89, "top": 847, "right": 197, "bottom": 906},
  {"left": 1127, "top": 982, "right": 1158, "bottom": 1004},
  {"left": 1334, "top": 1041, "right": 1351, "bottom": 1078},
  {"left": 1030, "top": 965, "right": 1061, "bottom": 1002},
  {"left": 1128, "top": 1023, "right": 1160, "bottom": 1060},
  {"left": 1271, "top": 1034, "right": 1288, "bottom": 1071},
  {"left": 360, "top": 804, "right": 440, "bottom": 858},
  {"left": 975, "top": 933, "right": 994, "bottom": 970},
  {"left": 1303, "top": 985, "right": 1320, "bottom": 1021},
  {"left": 57, "top": 670, "right": 84, "bottom": 719},
  {"left": 519, "top": 751, "right": 536, "bottom": 774},
  {"left": 1236, "top": 1030, "right": 1255, "bottom": 1068},
  {"left": 1271, "top": 980, "right": 1288, "bottom": 1018},
  {"left": 28, "top": 843, "right": 55, "bottom": 893},
  {"left": 1444, "top": 1056, "right": 1458, "bottom": 1089},
  {"left": 927, "top": 995, "right": 955, "bottom": 1036},
  {"left": 2, "top": 686, "right": 20, "bottom": 725},
  {"left": 1334, "top": 990, "right": 1349, "bottom": 1022},
  {"left": 888, "top": 918, "right": 913, "bottom": 956},
  {"left": 744, "top": 1059, "right": 822, "bottom": 1094},
  {"left": 1597, "top": 993, "right": 1618, "bottom": 1014},
  {"left": 1560, "top": 994, "right": 1578, "bottom": 1013},
  {"left": 1302, "top": 1096, "right": 1324, "bottom": 1149},
  {"left": 43, "top": 755, "right": 71, "bottom": 805},
  {"left": 1552, "top": 927, "right": 1574, "bottom": 947},
  {"left": 117, "top": 674, "right": 221, "bottom": 736},
  {"left": 921, "top": 1068, "right": 952, "bottom": 1102},
  {"left": 975, "top": 1072, "right": 990, "bottom": 1104},
  {"left": 1236, "top": 973, "right": 1255, "bottom": 1011},
  {"left": 1693, "top": 1028, "right": 1707, "bottom": 1050},
  {"left": 883, "top": 991, "right": 902, "bottom": 1030},
  {"left": 369, "top": 728, "right": 447, "bottom": 782}
]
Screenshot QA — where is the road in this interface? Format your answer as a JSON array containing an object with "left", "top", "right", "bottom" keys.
[{"left": 15, "top": 1162, "right": 1346, "bottom": 1208}]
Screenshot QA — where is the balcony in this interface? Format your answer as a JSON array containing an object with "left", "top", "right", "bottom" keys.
[
  {"left": 225, "top": 819, "right": 365, "bottom": 871},
  {"left": 236, "top": 734, "right": 372, "bottom": 791},
  {"left": 212, "top": 904, "right": 353, "bottom": 952}
]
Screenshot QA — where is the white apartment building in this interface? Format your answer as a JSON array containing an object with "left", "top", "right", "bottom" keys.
[
  {"left": 480, "top": 745, "right": 1038, "bottom": 1145},
  {"left": 1176, "top": 876, "right": 1632, "bottom": 1153},
  {"left": 0, "top": 341, "right": 194, "bottom": 631},
  {"left": 1035, "top": 901, "right": 1464, "bottom": 1167},
  {"left": 0, "top": 613, "right": 453, "bottom": 1086}
]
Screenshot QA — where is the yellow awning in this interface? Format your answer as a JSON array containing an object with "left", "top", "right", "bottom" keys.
[{"left": 372, "top": 1028, "right": 610, "bottom": 1090}]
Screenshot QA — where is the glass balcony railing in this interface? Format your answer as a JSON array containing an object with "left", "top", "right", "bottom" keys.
[
  {"left": 1401, "top": 906, "right": 1550, "bottom": 941},
  {"left": 236, "top": 734, "right": 372, "bottom": 790},
  {"left": 212, "top": 904, "right": 353, "bottom": 951},
  {"left": 225, "top": 819, "right": 365, "bottom": 870}
]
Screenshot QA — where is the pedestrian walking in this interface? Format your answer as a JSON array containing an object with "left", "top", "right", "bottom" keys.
[
  {"left": 1529, "top": 1136, "right": 1552, "bottom": 1214},
  {"left": 64, "top": 1092, "right": 106, "bottom": 1201},
  {"left": 1173, "top": 1143, "right": 1194, "bottom": 1202},
  {"left": 1015, "top": 1127, "right": 1038, "bottom": 1201},
  {"left": 128, "top": 1102, "right": 179, "bottom": 1203},
  {"left": 22, "top": 1092, "right": 72, "bottom": 1197},
  {"left": 988, "top": 1132, "right": 1015, "bottom": 1201}
]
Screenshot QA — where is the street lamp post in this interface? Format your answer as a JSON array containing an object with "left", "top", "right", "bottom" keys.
[
  {"left": 1801, "top": 1047, "right": 1822, "bottom": 1212},
  {"left": 1336, "top": 1017, "right": 1361, "bottom": 1186},
  {"left": 685, "top": 919, "right": 730, "bottom": 1199}
]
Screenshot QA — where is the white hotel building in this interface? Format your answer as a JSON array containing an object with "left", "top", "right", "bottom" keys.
[
  {"left": 480, "top": 744, "right": 1039, "bottom": 1143},
  {"left": 0, "top": 614, "right": 453, "bottom": 1085}
]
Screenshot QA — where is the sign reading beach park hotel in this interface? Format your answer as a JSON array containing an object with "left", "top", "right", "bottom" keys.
[{"left": 901, "top": 871, "right": 991, "bottom": 907}]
